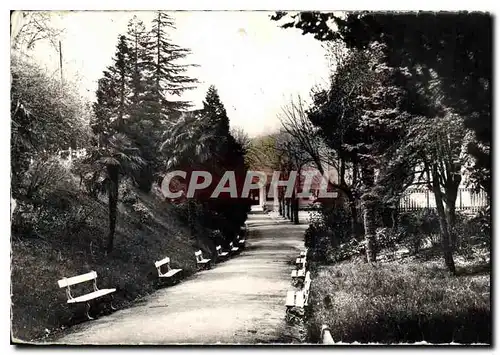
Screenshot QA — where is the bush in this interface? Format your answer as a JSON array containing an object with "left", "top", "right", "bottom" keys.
[
  {"left": 11, "top": 157, "right": 97, "bottom": 241},
  {"left": 396, "top": 209, "right": 440, "bottom": 253},
  {"left": 452, "top": 207, "right": 491, "bottom": 249},
  {"left": 132, "top": 201, "right": 153, "bottom": 225},
  {"left": 119, "top": 183, "right": 138, "bottom": 205},
  {"left": 374, "top": 227, "right": 399, "bottom": 253},
  {"left": 12, "top": 189, "right": 97, "bottom": 242},
  {"left": 305, "top": 205, "right": 353, "bottom": 263},
  {"left": 22, "top": 157, "right": 71, "bottom": 201},
  {"left": 333, "top": 238, "right": 365, "bottom": 262}
]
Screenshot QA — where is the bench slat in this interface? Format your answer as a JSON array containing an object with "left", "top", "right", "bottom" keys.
[
  {"left": 229, "top": 242, "right": 239, "bottom": 252},
  {"left": 67, "top": 288, "right": 116, "bottom": 303},
  {"left": 154, "top": 256, "right": 170, "bottom": 268},
  {"left": 295, "top": 291, "right": 305, "bottom": 307},
  {"left": 216, "top": 245, "right": 229, "bottom": 258},
  {"left": 291, "top": 269, "right": 305, "bottom": 278},
  {"left": 58, "top": 271, "right": 97, "bottom": 288},
  {"left": 159, "top": 268, "right": 182, "bottom": 278},
  {"left": 285, "top": 290, "right": 296, "bottom": 307}
]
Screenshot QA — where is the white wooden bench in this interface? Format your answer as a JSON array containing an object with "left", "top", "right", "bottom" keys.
[
  {"left": 291, "top": 265, "right": 306, "bottom": 279},
  {"left": 155, "top": 256, "right": 182, "bottom": 283},
  {"left": 195, "top": 250, "right": 211, "bottom": 270},
  {"left": 236, "top": 234, "right": 246, "bottom": 247},
  {"left": 216, "top": 245, "right": 229, "bottom": 262},
  {"left": 57, "top": 271, "right": 116, "bottom": 320},
  {"left": 292, "top": 249, "right": 308, "bottom": 279},
  {"left": 229, "top": 241, "right": 239, "bottom": 253},
  {"left": 240, "top": 223, "right": 247, "bottom": 235},
  {"left": 296, "top": 252, "right": 308, "bottom": 269},
  {"left": 285, "top": 271, "right": 311, "bottom": 310}
]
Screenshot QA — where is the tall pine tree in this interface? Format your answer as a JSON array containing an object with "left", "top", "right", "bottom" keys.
[
  {"left": 91, "top": 35, "right": 130, "bottom": 140},
  {"left": 145, "top": 11, "right": 197, "bottom": 120}
]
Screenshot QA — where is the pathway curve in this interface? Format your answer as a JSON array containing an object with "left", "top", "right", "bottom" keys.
[{"left": 53, "top": 212, "right": 307, "bottom": 344}]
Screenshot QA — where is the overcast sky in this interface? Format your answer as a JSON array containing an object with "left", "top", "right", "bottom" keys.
[{"left": 24, "top": 11, "right": 330, "bottom": 137}]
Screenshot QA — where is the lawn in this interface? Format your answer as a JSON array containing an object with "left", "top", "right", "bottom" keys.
[{"left": 306, "top": 250, "right": 491, "bottom": 344}]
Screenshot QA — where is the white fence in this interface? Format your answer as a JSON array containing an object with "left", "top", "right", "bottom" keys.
[{"left": 399, "top": 188, "right": 488, "bottom": 212}]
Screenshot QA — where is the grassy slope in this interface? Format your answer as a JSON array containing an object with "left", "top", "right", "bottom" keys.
[
  {"left": 11, "top": 186, "right": 216, "bottom": 342},
  {"left": 306, "top": 250, "right": 491, "bottom": 344}
]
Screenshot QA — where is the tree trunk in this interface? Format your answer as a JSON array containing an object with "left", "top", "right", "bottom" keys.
[
  {"left": 292, "top": 190, "right": 299, "bottom": 225},
  {"left": 347, "top": 193, "right": 358, "bottom": 237},
  {"left": 361, "top": 164, "right": 377, "bottom": 262},
  {"left": 106, "top": 165, "right": 119, "bottom": 253},
  {"left": 443, "top": 177, "right": 461, "bottom": 249},
  {"left": 432, "top": 165, "right": 456, "bottom": 274},
  {"left": 341, "top": 159, "right": 359, "bottom": 237}
]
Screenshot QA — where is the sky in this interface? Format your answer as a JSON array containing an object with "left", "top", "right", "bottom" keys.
[{"left": 20, "top": 11, "right": 331, "bottom": 137}]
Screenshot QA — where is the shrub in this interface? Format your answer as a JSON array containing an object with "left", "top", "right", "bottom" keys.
[
  {"left": 305, "top": 205, "right": 353, "bottom": 264},
  {"left": 132, "top": 201, "right": 153, "bottom": 225},
  {"left": 452, "top": 207, "right": 491, "bottom": 249},
  {"left": 397, "top": 209, "right": 440, "bottom": 253},
  {"left": 23, "top": 157, "right": 71, "bottom": 201},
  {"left": 119, "top": 183, "right": 138, "bottom": 205},
  {"left": 374, "top": 227, "right": 399, "bottom": 253},
  {"left": 10, "top": 157, "right": 97, "bottom": 241}
]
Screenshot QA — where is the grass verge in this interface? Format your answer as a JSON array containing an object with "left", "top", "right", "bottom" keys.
[{"left": 307, "top": 256, "right": 491, "bottom": 344}]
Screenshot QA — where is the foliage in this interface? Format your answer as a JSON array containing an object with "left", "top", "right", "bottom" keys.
[
  {"left": 79, "top": 134, "right": 145, "bottom": 252},
  {"left": 11, "top": 55, "right": 91, "bottom": 198},
  {"left": 272, "top": 11, "right": 491, "bottom": 196},
  {"left": 11, "top": 164, "right": 96, "bottom": 243},
  {"left": 91, "top": 12, "right": 198, "bottom": 192},
  {"left": 271, "top": 11, "right": 493, "bottom": 270},
  {"left": 11, "top": 11, "right": 64, "bottom": 51},
  {"left": 397, "top": 209, "right": 440, "bottom": 253},
  {"left": 305, "top": 205, "right": 353, "bottom": 263},
  {"left": 132, "top": 201, "right": 154, "bottom": 225},
  {"left": 160, "top": 85, "right": 250, "bottom": 243}
]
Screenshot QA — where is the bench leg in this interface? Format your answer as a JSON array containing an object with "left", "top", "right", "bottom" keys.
[
  {"left": 85, "top": 302, "right": 94, "bottom": 320},
  {"left": 174, "top": 272, "right": 182, "bottom": 284},
  {"left": 110, "top": 295, "right": 117, "bottom": 311}
]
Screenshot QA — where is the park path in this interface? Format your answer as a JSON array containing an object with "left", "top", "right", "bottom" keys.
[{"left": 52, "top": 211, "right": 308, "bottom": 344}]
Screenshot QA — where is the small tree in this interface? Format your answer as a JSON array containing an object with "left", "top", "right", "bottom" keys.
[{"left": 81, "top": 134, "right": 144, "bottom": 253}]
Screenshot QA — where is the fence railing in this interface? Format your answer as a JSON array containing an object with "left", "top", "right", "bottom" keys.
[{"left": 398, "top": 188, "right": 488, "bottom": 212}]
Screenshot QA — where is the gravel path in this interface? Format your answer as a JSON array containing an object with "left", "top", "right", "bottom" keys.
[{"left": 52, "top": 212, "right": 307, "bottom": 344}]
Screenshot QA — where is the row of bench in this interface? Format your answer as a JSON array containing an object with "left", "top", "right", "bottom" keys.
[
  {"left": 57, "top": 227, "right": 248, "bottom": 320},
  {"left": 194, "top": 237, "right": 245, "bottom": 270},
  {"left": 285, "top": 248, "right": 311, "bottom": 311}
]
